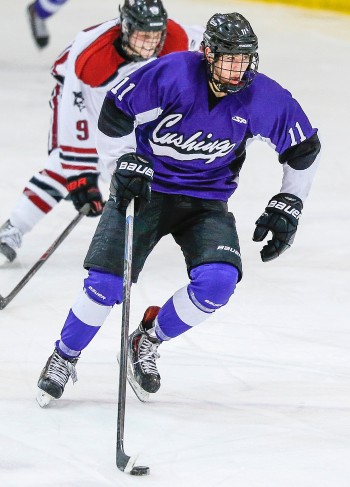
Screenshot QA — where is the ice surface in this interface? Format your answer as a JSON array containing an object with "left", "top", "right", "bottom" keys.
[{"left": 0, "top": 1, "right": 349, "bottom": 486}]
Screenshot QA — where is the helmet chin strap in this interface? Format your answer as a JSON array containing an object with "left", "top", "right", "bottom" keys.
[
  {"left": 208, "top": 79, "right": 227, "bottom": 97},
  {"left": 208, "top": 66, "right": 240, "bottom": 96},
  {"left": 206, "top": 60, "right": 227, "bottom": 96}
]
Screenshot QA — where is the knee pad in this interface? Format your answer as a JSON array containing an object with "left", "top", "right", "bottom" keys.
[
  {"left": 84, "top": 268, "right": 123, "bottom": 306},
  {"left": 189, "top": 263, "right": 238, "bottom": 310}
]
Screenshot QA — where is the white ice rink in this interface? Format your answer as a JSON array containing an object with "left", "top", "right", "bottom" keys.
[{"left": 1, "top": 1, "right": 350, "bottom": 486}]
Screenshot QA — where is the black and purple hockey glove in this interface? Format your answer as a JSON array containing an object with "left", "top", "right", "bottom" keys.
[
  {"left": 253, "top": 193, "right": 303, "bottom": 262},
  {"left": 110, "top": 153, "right": 154, "bottom": 215},
  {"left": 66, "top": 173, "right": 104, "bottom": 217}
]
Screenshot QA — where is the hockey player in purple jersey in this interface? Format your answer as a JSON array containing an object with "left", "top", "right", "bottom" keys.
[{"left": 36, "top": 12, "right": 320, "bottom": 405}]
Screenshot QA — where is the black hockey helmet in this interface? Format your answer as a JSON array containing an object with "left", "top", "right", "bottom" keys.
[
  {"left": 202, "top": 13, "right": 259, "bottom": 94},
  {"left": 119, "top": 0, "right": 168, "bottom": 59}
]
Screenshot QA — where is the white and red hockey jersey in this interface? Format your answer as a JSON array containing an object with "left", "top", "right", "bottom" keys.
[
  {"left": 49, "top": 18, "right": 204, "bottom": 181},
  {"left": 10, "top": 18, "right": 203, "bottom": 230}
]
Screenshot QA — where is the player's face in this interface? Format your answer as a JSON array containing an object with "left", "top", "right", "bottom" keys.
[
  {"left": 207, "top": 50, "right": 250, "bottom": 86},
  {"left": 127, "top": 30, "right": 163, "bottom": 59}
]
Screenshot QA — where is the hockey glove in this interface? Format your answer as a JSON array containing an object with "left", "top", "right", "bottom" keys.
[
  {"left": 110, "top": 153, "right": 154, "bottom": 215},
  {"left": 66, "top": 173, "right": 104, "bottom": 217},
  {"left": 252, "top": 193, "right": 303, "bottom": 262}
]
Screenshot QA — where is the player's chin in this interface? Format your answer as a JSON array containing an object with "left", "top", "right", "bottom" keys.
[
  {"left": 129, "top": 47, "right": 156, "bottom": 59},
  {"left": 139, "top": 48, "right": 157, "bottom": 58},
  {"left": 217, "top": 76, "right": 241, "bottom": 86},
  {"left": 228, "top": 78, "right": 242, "bottom": 86}
]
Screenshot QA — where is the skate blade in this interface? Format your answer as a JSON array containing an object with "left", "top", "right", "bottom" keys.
[
  {"left": 127, "top": 357, "right": 150, "bottom": 403},
  {"left": 117, "top": 353, "right": 150, "bottom": 402},
  {"left": 0, "top": 253, "right": 10, "bottom": 266},
  {"left": 0, "top": 243, "right": 16, "bottom": 265},
  {"left": 36, "top": 389, "right": 54, "bottom": 407}
]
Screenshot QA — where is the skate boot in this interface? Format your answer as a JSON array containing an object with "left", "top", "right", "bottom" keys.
[
  {"left": 0, "top": 220, "right": 23, "bottom": 264},
  {"left": 37, "top": 349, "right": 79, "bottom": 407},
  {"left": 26, "top": 2, "right": 49, "bottom": 49},
  {"left": 127, "top": 306, "right": 162, "bottom": 402}
]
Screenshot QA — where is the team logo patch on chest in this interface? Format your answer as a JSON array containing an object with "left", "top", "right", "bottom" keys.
[
  {"left": 150, "top": 114, "right": 235, "bottom": 164},
  {"left": 232, "top": 115, "right": 247, "bottom": 124},
  {"left": 73, "top": 91, "right": 85, "bottom": 112}
]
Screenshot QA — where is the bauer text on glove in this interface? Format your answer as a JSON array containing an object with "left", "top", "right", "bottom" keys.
[
  {"left": 110, "top": 153, "right": 154, "bottom": 215},
  {"left": 252, "top": 193, "right": 303, "bottom": 262}
]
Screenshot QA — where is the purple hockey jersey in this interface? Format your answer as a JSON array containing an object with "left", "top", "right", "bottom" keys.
[{"left": 97, "top": 51, "right": 318, "bottom": 201}]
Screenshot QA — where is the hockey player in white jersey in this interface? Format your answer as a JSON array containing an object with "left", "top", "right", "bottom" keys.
[{"left": 0, "top": 0, "right": 203, "bottom": 264}]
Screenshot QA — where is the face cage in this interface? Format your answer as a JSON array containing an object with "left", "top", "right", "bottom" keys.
[
  {"left": 208, "top": 52, "right": 259, "bottom": 94},
  {"left": 121, "top": 21, "right": 166, "bottom": 61}
]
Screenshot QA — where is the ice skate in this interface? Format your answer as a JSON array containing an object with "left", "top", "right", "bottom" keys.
[
  {"left": 0, "top": 220, "right": 22, "bottom": 264},
  {"left": 37, "top": 349, "right": 78, "bottom": 407},
  {"left": 27, "top": 2, "right": 49, "bottom": 49},
  {"left": 127, "top": 306, "right": 162, "bottom": 402}
]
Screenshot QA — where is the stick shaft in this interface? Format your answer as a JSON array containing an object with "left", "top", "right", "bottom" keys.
[
  {"left": 116, "top": 199, "right": 135, "bottom": 470},
  {"left": 0, "top": 204, "right": 90, "bottom": 310}
]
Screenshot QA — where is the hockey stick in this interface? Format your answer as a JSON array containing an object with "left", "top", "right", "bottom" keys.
[
  {"left": 116, "top": 199, "right": 150, "bottom": 476},
  {"left": 0, "top": 203, "right": 90, "bottom": 310}
]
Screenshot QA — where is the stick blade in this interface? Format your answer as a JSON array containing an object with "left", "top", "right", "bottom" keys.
[{"left": 116, "top": 449, "right": 136, "bottom": 472}]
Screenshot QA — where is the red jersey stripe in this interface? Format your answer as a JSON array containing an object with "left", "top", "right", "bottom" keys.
[
  {"left": 40, "top": 169, "right": 67, "bottom": 186},
  {"left": 23, "top": 188, "right": 52, "bottom": 214},
  {"left": 61, "top": 163, "right": 97, "bottom": 171},
  {"left": 51, "top": 49, "right": 70, "bottom": 78}
]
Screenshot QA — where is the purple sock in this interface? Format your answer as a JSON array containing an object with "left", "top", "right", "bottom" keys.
[
  {"left": 35, "top": 0, "right": 68, "bottom": 19},
  {"left": 57, "top": 269, "right": 123, "bottom": 358},
  {"left": 156, "top": 263, "right": 238, "bottom": 340}
]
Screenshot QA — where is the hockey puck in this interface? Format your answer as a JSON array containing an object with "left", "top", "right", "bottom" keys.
[{"left": 130, "top": 466, "right": 150, "bottom": 476}]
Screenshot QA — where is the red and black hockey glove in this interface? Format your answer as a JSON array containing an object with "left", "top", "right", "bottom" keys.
[
  {"left": 110, "top": 153, "right": 154, "bottom": 215},
  {"left": 253, "top": 193, "right": 303, "bottom": 262},
  {"left": 66, "top": 173, "right": 104, "bottom": 217}
]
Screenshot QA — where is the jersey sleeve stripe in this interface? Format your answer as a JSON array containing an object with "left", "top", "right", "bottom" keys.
[
  {"left": 23, "top": 188, "right": 53, "bottom": 214},
  {"left": 60, "top": 145, "right": 97, "bottom": 154},
  {"left": 60, "top": 153, "right": 99, "bottom": 164},
  {"left": 48, "top": 84, "right": 61, "bottom": 152},
  {"left": 61, "top": 163, "right": 98, "bottom": 172},
  {"left": 41, "top": 169, "right": 67, "bottom": 187}
]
